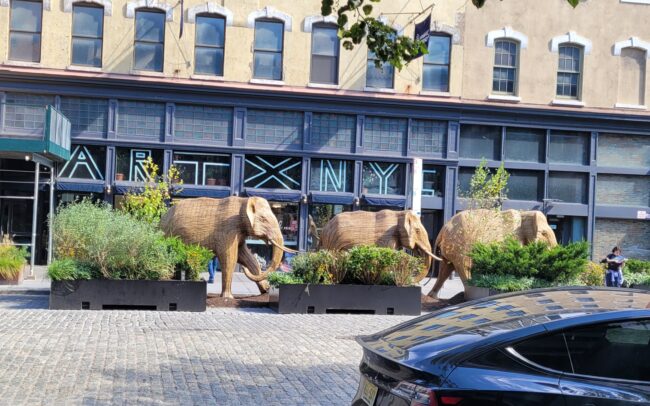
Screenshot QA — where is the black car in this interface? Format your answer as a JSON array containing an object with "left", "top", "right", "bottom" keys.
[{"left": 353, "top": 287, "right": 650, "bottom": 406}]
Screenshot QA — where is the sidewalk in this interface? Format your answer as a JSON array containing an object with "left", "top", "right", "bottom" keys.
[{"left": 1, "top": 269, "right": 465, "bottom": 299}]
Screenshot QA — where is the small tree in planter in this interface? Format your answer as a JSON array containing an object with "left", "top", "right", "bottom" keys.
[{"left": 0, "top": 236, "right": 28, "bottom": 284}]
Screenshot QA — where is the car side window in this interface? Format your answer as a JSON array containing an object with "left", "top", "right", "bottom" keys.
[
  {"left": 511, "top": 332, "right": 573, "bottom": 373},
  {"left": 564, "top": 319, "right": 650, "bottom": 382}
]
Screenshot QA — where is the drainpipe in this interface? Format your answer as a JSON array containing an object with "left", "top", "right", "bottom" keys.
[
  {"left": 30, "top": 162, "right": 40, "bottom": 277},
  {"left": 47, "top": 167, "right": 54, "bottom": 265}
]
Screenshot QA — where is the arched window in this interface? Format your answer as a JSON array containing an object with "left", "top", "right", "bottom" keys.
[
  {"left": 9, "top": 0, "right": 42, "bottom": 62},
  {"left": 194, "top": 13, "right": 225, "bottom": 76},
  {"left": 556, "top": 44, "right": 583, "bottom": 99},
  {"left": 133, "top": 9, "right": 165, "bottom": 72},
  {"left": 71, "top": 3, "right": 104, "bottom": 67},
  {"left": 423, "top": 34, "right": 451, "bottom": 92},
  {"left": 492, "top": 39, "right": 518, "bottom": 94},
  {"left": 618, "top": 48, "right": 646, "bottom": 107},
  {"left": 253, "top": 18, "right": 284, "bottom": 80},
  {"left": 310, "top": 23, "right": 339, "bottom": 85}
]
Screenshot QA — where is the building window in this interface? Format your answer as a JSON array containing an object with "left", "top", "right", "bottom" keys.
[
  {"left": 9, "top": 0, "right": 42, "bottom": 62},
  {"left": 549, "top": 131, "right": 590, "bottom": 165},
  {"left": 548, "top": 172, "right": 588, "bottom": 204},
  {"left": 459, "top": 125, "right": 502, "bottom": 160},
  {"left": 71, "top": 4, "right": 104, "bottom": 67},
  {"left": 194, "top": 14, "right": 225, "bottom": 76},
  {"left": 310, "top": 24, "right": 339, "bottom": 85},
  {"left": 311, "top": 113, "right": 355, "bottom": 150},
  {"left": 492, "top": 39, "right": 518, "bottom": 94},
  {"left": 115, "top": 148, "right": 164, "bottom": 182},
  {"left": 422, "top": 165, "right": 444, "bottom": 197},
  {"left": 172, "top": 152, "right": 230, "bottom": 186},
  {"left": 508, "top": 170, "right": 543, "bottom": 201},
  {"left": 410, "top": 119, "right": 447, "bottom": 155},
  {"left": 366, "top": 52, "right": 394, "bottom": 89},
  {"left": 309, "top": 159, "right": 353, "bottom": 193},
  {"left": 617, "top": 48, "right": 646, "bottom": 107},
  {"left": 362, "top": 161, "right": 405, "bottom": 195},
  {"left": 423, "top": 34, "right": 451, "bottom": 92},
  {"left": 246, "top": 109, "right": 303, "bottom": 146},
  {"left": 134, "top": 9, "right": 165, "bottom": 72},
  {"left": 253, "top": 19, "right": 284, "bottom": 80},
  {"left": 244, "top": 155, "right": 301, "bottom": 190},
  {"left": 364, "top": 116, "right": 408, "bottom": 153},
  {"left": 556, "top": 45, "right": 582, "bottom": 98},
  {"left": 597, "top": 134, "right": 650, "bottom": 169},
  {"left": 504, "top": 128, "right": 546, "bottom": 163},
  {"left": 59, "top": 145, "right": 106, "bottom": 180},
  {"left": 308, "top": 204, "right": 351, "bottom": 250}
]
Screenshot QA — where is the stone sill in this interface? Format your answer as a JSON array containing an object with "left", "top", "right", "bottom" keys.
[
  {"left": 249, "top": 78, "right": 285, "bottom": 86},
  {"left": 614, "top": 103, "right": 647, "bottom": 110},
  {"left": 3, "top": 60, "right": 42, "bottom": 68},
  {"left": 66, "top": 65, "right": 102, "bottom": 73},
  {"left": 191, "top": 74, "right": 225, "bottom": 82},
  {"left": 129, "top": 70, "right": 165, "bottom": 77},
  {"left": 307, "top": 83, "right": 340, "bottom": 90},
  {"left": 487, "top": 94, "right": 521, "bottom": 103},
  {"left": 551, "top": 99, "right": 585, "bottom": 107},
  {"left": 363, "top": 87, "right": 396, "bottom": 94},
  {"left": 419, "top": 90, "right": 451, "bottom": 98}
]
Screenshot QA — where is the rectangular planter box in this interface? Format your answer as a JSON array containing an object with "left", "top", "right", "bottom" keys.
[
  {"left": 464, "top": 285, "right": 503, "bottom": 301},
  {"left": 0, "top": 268, "right": 24, "bottom": 285},
  {"left": 50, "top": 280, "right": 206, "bottom": 312},
  {"left": 269, "top": 284, "right": 421, "bottom": 315}
]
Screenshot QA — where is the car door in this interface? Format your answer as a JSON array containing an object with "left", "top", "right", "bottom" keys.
[{"left": 560, "top": 319, "right": 650, "bottom": 406}]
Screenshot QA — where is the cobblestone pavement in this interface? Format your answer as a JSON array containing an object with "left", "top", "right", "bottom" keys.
[{"left": 0, "top": 295, "right": 416, "bottom": 405}]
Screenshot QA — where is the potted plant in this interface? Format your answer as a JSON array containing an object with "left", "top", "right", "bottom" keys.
[
  {"left": 206, "top": 178, "right": 217, "bottom": 186},
  {"left": 48, "top": 199, "right": 207, "bottom": 311},
  {"left": 115, "top": 172, "right": 125, "bottom": 181},
  {"left": 0, "top": 237, "right": 28, "bottom": 285},
  {"left": 268, "top": 246, "right": 422, "bottom": 315}
]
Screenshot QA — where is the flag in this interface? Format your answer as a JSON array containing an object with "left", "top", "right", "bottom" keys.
[
  {"left": 179, "top": 0, "right": 184, "bottom": 38},
  {"left": 412, "top": 14, "right": 431, "bottom": 59}
]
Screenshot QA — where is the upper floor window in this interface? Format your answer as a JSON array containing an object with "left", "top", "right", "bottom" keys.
[
  {"left": 366, "top": 52, "right": 394, "bottom": 89},
  {"left": 492, "top": 39, "right": 518, "bottom": 94},
  {"left": 423, "top": 34, "right": 451, "bottom": 92},
  {"left": 557, "top": 45, "right": 582, "bottom": 98},
  {"left": 134, "top": 9, "right": 165, "bottom": 72},
  {"left": 253, "top": 19, "right": 284, "bottom": 80},
  {"left": 9, "top": 0, "right": 42, "bottom": 62},
  {"left": 310, "top": 24, "right": 339, "bottom": 85},
  {"left": 71, "top": 4, "right": 104, "bottom": 67},
  {"left": 194, "top": 14, "right": 225, "bottom": 76}
]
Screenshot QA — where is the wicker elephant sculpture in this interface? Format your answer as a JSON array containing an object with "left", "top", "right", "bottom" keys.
[
  {"left": 320, "top": 210, "right": 442, "bottom": 283},
  {"left": 428, "top": 209, "right": 558, "bottom": 298},
  {"left": 160, "top": 196, "right": 296, "bottom": 298}
]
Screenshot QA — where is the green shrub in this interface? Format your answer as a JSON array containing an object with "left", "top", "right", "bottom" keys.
[
  {"left": 47, "top": 259, "right": 95, "bottom": 281},
  {"left": 469, "top": 274, "right": 536, "bottom": 292},
  {"left": 52, "top": 199, "right": 174, "bottom": 280},
  {"left": 290, "top": 250, "right": 335, "bottom": 285},
  {"left": 0, "top": 244, "right": 27, "bottom": 279},
  {"left": 469, "top": 237, "right": 589, "bottom": 284},
  {"left": 626, "top": 259, "right": 650, "bottom": 275},
  {"left": 267, "top": 272, "right": 305, "bottom": 288},
  {"left": 625, "top": 272, "right": 650, "bottom": 287},
  {"left": 341, "top": 245, "right": 422, "bottom": 286},
  {"left": 160, "top": 237, "right": 214, "bottom": 281},
  {"left": 579, "top": 262, "right": 605, "bottom": 287}
]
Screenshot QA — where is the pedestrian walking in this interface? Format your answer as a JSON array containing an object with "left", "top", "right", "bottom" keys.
[{"left": 207, "top": 256, "right": 220, "bottom": 284}]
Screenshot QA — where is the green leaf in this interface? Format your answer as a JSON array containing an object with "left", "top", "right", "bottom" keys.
[
  {"left": 362, "top": 4, "right": 373, "bottom": 15},
  {"left": 567, "top": 0, "right": 580, "bottom": 7}
]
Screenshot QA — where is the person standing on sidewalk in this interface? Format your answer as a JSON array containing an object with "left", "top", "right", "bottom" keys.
[{"left": 602, "top": 247, "right": 626, "bottom": 287}]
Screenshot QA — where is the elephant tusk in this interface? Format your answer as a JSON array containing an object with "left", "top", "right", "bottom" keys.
[
  {"left": 270, "top": 239, "right": 300, "bottom": 255},
  {"left": 417, "top": 244, "right": 443, "bottom": 262}
]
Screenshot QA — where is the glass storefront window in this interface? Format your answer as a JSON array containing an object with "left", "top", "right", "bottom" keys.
[
  {"left": 548, "top": 172, "right": 588, "bottom": 204},
  {"left": 308, "top": 204, "right": 352, "bottom": 250},
  {"left": 549, "top": 131, "right": 589, "bottom": 165},
  {"left": 505, "top": 128, "right": 546, "bottom": 163},
  {"left": 507, "top": 170, "right": 544, "bottom": 201},
  {"left": 59, "top": 145, "right": 106, "bottom": 180},
  {"left": 244, "top": 155, "right": 302, "bottom": 190},
  {"left": 457, "top": 168, "right": 474, "bottom": 196},
  {"left": 422, "top": 165, "right": 444, "bottom": 197},
  {"left": 362, "top": 161, "right": 405, "bottom": 195},
  {"left": 309, "top": 159, "right": 353, "bottom": 193},
  {"left": 115, "top": 148, "right": 163, "bottom": 182},
  {"left": 56, "top": 192, "right": 104, "bottom": 206},
  {"left": 172, "top": 152, "right": 230, "bottom": 186},
  {"left": 247, "top": 202, "right": 299, "bottom": 269},
  {"left": 459, "top": 125, "right": 502, "bottom": 160}
]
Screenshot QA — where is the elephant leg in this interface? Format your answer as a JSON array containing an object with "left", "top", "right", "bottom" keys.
[
  {"left": 220, "top": 250, "right": 238, "bottom": 299},
  {"left": 427, "top": 260, "right": 454, "bottom": 298},
  {"left": 237, "top": 243, "right": 270, "bottom": 294}
]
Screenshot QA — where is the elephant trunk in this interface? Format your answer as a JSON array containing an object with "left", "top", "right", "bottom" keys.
[{"left": 241, "top": 236, "right": 285, "bottom": 283}]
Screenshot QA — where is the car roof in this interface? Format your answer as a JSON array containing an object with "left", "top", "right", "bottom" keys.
[{"left": 358, "top": 287, "right": 650, "bottom": 371}]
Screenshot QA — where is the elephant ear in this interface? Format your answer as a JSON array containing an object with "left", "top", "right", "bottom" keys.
[
  {"left": 400, "top": 211, "right": 417, "bottom": 249},
  {"left": 246, "top": 197, "right": 260, "bottom": 233}
]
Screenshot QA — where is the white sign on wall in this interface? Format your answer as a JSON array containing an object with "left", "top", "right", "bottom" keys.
[
  {"left": 412, "top": 158, "right": 423, "bottom": 217},
  {"left": 637, "top": 210, "right": 648, "bottom": 220}
]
